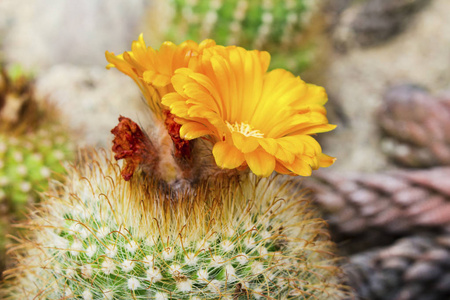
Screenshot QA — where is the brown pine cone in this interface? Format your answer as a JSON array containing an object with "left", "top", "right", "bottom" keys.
[
  {"left": 304, "top": 168, "right": 450, "bottom": 252},
  {"left": 345, "top": 234, "right": 450, "bottom": 300},
  {"left": 378, "top": 84, "right": 450, "bottom": 168}
]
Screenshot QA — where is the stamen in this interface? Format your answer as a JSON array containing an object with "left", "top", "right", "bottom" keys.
[{"left": 226, "top": 121, "right": 264, "bottom": 138}]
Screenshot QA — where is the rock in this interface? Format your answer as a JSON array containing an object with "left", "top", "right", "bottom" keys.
[
  {"left": 35, "top": 64, "right": 151, "bottom": 147},
  {"left": 0, "top": 0, "right": 148, "bottom": 70}
]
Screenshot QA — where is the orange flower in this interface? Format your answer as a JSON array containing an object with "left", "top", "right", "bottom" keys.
[
  {"left": 162, "top": 46, "right": 336, "bottom": 177},
  {"left": 105, "top": 34, "right": 216, "bottom": 119}
]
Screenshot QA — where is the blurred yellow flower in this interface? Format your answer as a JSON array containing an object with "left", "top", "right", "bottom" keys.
[
  {"left": 162, "top": 46, "right": 336, "bottom": 177},
  {"left": 105, "top": 34, "right": 216, "bottom": 119}
]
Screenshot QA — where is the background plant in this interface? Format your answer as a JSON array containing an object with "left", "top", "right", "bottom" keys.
[{"left": 0, "top": 66, "right": 73, "bottom": 276}]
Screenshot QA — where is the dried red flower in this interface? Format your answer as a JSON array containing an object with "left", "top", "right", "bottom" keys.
[
  {"left": 164, "top": 110, "right": 191, "bottom": 160},
  {"left": 111, "top": 116, "right": 158, "bottom": 180}
]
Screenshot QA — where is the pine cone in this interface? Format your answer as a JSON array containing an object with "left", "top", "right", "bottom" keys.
[
  {"left": 345, "top": 234, "right": 450, "bottom": 300},
  {"left": 304, "top": 168, "right": 450, "bottom": 252},
  {"left": 379, "top": 84, "right": 450, "bottom": 168}
]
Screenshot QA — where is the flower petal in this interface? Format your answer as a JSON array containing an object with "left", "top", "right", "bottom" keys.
[
  {"left": 274, "top": 147, "right": 295, "bottom": 164},
  {"left": 180, "top": 122, "right": 211, "bottom": 140},
  {"left": 274, "top": 162, "right": 293, "bottom": 175},
  {"left": 231, "top": 132, "right": 260, "bottom": 153},
  {"left": 244, "top": 149, "right": 275, "bottom": 177},
  {"left": 318, "top": 153, "right": 336, "bottom": 168},
  {"left": 212, "top": 142, "right": 245, "bottom": 169},
  {"left": 258, "top": 138, "right": 278, "bottom": 155},
  {"left": 143, "top": 70, "right": 171, "bottom": 87},
  {"left": 283, "top": 158, "right": 312, "bottom": 177},
  {"left": 290, "top": 124, "right": 337, "bottom": 136}
]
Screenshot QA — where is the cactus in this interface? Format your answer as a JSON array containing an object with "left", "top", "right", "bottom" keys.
[
  {"left": 0, "top": 66, "right": 73, "bottom": 275},
  {"left": 146, "top": 0, "right": 322, "bottom": 73},
  {"left": 0, "top": 66, "right": 72, "bottom": 206},
  {"left": 304, "top": 168, "right": 450, "bottom": 252},
  {"left": 331, "top": 0, "right": 429, "bottom": 49},
  {"left": 378, "top": 85, "right": 450, "bottom": 168},
  {"left": 345, "top": 234, "right": 450, "bottom": 300},
  {"left": 0, "top": 127, "right": 70, "bottom": 208},
  {"left": 3, "top": 152, "right": 345, "bottom": 299}
]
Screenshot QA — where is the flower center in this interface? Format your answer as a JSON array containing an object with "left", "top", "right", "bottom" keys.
[{"left": 226, "top": 121, "right": 264, "bottom": 138}]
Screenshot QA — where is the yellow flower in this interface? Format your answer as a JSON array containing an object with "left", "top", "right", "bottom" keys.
[
  {"left": 162, "top": 46, "right": 336, "bottom": 177},
  {"left": 105, "top": 34, "right": 216, "bottom": 119}
]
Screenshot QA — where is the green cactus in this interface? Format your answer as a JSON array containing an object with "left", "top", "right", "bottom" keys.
[
  {"left": 148, "top": 0, "right": 321, "bottom": 73},
  {"left": 0, "top": 66, "right": 73, "bottom": 206},
  {"left": 3, "top": 152, "right": 346, "bottom": 299},
  {"left": 0, "top": 128, "right": 70, "bottom": 208},
  {"left": 0, "top": 66, "right": 73, "bottom": 276}
]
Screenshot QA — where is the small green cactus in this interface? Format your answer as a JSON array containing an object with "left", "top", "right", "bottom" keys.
[
  {"left": 0, "top": 66, "right": 72, "bottom": 207},
  {"left": 0, "top": 66, "right": 73, "bottom": 275},
  {"left": 3, "top": 152, "right": 345, "bottom": 299},
  {"left": 0, "top": 128, "right": 70, "bottom": 207}
]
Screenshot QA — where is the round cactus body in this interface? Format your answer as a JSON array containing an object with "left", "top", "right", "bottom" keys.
[{"left": 4, "top": 152, "right": 345, "bottom": 299}]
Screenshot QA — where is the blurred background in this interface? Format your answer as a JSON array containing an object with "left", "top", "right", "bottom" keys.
[{"left": 1, "top": 0, "right": 450, "bottom": 299}]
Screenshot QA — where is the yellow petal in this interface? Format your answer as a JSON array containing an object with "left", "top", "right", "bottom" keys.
[
  {"left": 318, "top": 153, "right": 336, "bottom": 168},
  {"left": 284, "top": 158, "right": 312, "bottom": 177},
  {"left": 274, "top": 146, "right": 295, "bottom": 164},
  {"left": 161, "top": 92, "right": 183, "bottom": 107},
  {"left": 105, "top": 51, "right": 133, "bottom": 76},
  {"left": 274, "top": 162, "right": 293, "bottom": 175},
  {"left": 290, "top": 124, "right": 337, "bottom": 136},
  {"left": 171, "top": 69, "right": 192, "bottom": 96},
  {"left": 212, "top": 141, "right": 245, "bottom": 169},
  {"left": 258, "top": 138, "right": 278, "bottom": 155},
  {"left": 297, "top": 135, "right": 322, "bottom": 155},
  {"left": 180, "top": 122, "right": 211, "bottom": 140},
  {"left": 304, "top": 84, "right": 328, "bottom": 106},
  {"left": 231, "top": 132, "right": 260, "bottom": 153},
  {"left": 276, "top": 137, "right": 298, "bottom": 153},
  {"left": 199, "top": 39, "right": 217, "bottom": 50},
  {"left": 244, "top": 149, "right": 275, "bottom": 177},
  {"left": 162, "top": 93, "right": 190, "bottom": 117},
  {"left": 143, "top": 70, "right": 171, "bottom": 87}
]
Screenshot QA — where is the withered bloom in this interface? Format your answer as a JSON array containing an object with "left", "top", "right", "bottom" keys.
[
  {"left": 164, "top": 110, "right": 191, "bottom": 160},
  {"left": 111, "top": 116, "right": 157, "bottom": 180}
]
